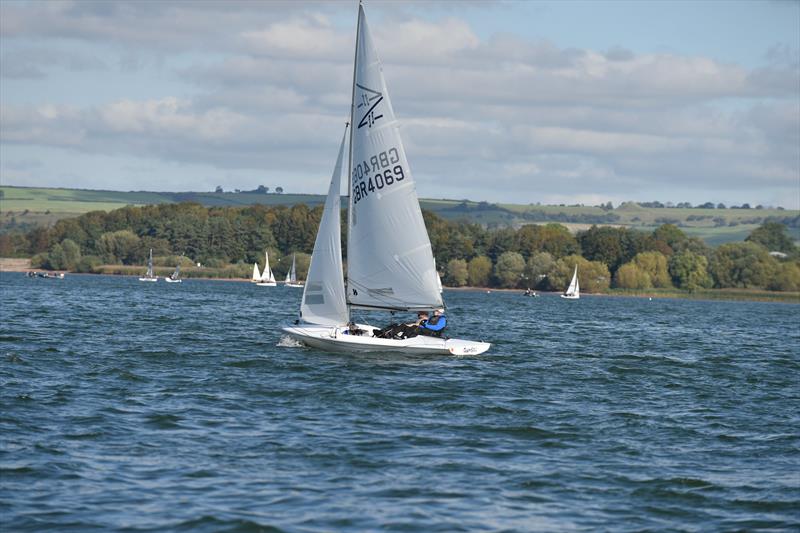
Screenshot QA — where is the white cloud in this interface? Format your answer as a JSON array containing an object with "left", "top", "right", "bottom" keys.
[{"left": 0, "top": 1, "right": 797, "bottom": 207}]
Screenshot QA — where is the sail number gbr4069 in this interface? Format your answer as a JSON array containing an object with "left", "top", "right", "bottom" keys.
[{"left": 352, "top": 147, "right": 405, "bottom": 205}]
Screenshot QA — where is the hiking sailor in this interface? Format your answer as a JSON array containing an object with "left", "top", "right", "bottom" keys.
[{"left": 418, "top": 308, "right": 447, "bottom": 337}]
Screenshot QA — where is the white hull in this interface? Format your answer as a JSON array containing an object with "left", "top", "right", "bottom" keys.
[
  {"left": 139, "top": 277, "right": 158, "bottom": 282},
  {"left": 165, "top": 278, "right": 182, "bottom": 283},
  {"left": 560, "top": 294, "right": 579, "bottom": 299},
  {"left": 282, "top": 324, "right": 490, "bottom": 356},
  {"left": 256, "top": 281, "right": 277, "bottom": 287},
  {"left": 285, "top": 282, "right": 304, "bottom": 288}
]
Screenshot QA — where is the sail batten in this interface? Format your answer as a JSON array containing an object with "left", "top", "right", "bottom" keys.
[{"left": 346, "top": 5, "right": 443, "bottom": 313}]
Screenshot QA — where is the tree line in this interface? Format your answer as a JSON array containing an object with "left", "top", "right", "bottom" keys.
[{"left": 1, "top": 202, "right": 797, "bottom": 292}]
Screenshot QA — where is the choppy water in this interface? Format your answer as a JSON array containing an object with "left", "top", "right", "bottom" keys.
[{"left": 1, "top": 272, "right": 798, "bottom": 532}]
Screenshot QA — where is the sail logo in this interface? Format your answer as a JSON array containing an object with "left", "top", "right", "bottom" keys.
[{"left": 356, "top": 84, "right": 383, "bottom": 129}]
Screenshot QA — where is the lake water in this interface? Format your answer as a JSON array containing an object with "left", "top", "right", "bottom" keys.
[{"left": 1, "top": 272, "right": 798, "bottom": 531}]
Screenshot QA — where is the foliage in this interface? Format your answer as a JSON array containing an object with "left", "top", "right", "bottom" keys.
[
  {"left": 669, "top": 251, "right": 713, "bottom": 291},
  {"left": 631, "top": 251, "right": 672, "bottom": 288},
  {"left": 614, "top": 263, "right": 652, "bottom": 289},
  {"left": 75, "top": 255, "right": 103, "bottom": 273},
  {"left": 746, "top": 222, "right": 797, "bottom": 256},
  {"left": 494, "top": 251, "right": 526, "bottom": 288},
  {"left": 445, "top": 258, "right": 468, "bottom": 287},
  {"left": 577, "top": 225, "right": 656, "bottom": 273},
  {"left": 548, "top": 255, "right": 611, "bottom": 293},
  {"left": 97, "top": 230, "right": 141, "bottom": 264},
  {"left": 515, "top": 224, "right": 579, "bottom": 259},
  {"left": 710, "top": 242, "right": 778, "bottom": 289},
  {"left": 467, "top": 256, "right": 492, "bottom": 287},
  {"left": 9, "top": 200, "right": 799, "bottom": 292},
  {"left": 61, "top": 239, "right": 81, "bottom": 270},
  {"left": 525, "top": 251, "right": 555, "bottom": 290},
  {"left": 767, "top": 261, "right": 800, "bottom": 291},
  {"left": 652, "top": 224, "right": 686, "bottom": 250}
]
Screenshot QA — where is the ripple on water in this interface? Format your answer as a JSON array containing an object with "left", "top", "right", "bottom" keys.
[{"left": 1, "top": 273, "right": 798, "bottom": 531}]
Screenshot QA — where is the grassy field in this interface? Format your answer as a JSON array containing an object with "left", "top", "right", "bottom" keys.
[{"left": 2, "top": 185, "right": 797, "bottom": 245}]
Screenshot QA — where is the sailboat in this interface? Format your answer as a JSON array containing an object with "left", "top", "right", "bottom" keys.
[
  {"left": 251, "top": 262, "right": 261, "bottom": 283},
  {"left": 561, "top": 265, "right": 580, "bottom": 299},
  {"left": 138, "top": 249, "right": 157, "bottom": 282},
  {"left": 284, "top": 254, "right": 303, "bottom": 287},
  {"left": 256, "top": 251, "right": 277, "bottom": 286},
  {"left": 165, "top": 264, "right": 182, "bottom": 283},
  {"left": 282, "top": 4, "right": 490, "bottom": 356}
]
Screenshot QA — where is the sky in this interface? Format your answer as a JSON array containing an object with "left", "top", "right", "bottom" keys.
[{"left": 1, "top": 0, "right": 799, "bottom": 208}]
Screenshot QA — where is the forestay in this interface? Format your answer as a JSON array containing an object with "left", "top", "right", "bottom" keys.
[
  {"left": 300, "top": 127, "right": 350, "bottom": 326},
  {"left": 347, "top": 4, "right": 443, "bottom": 312}
]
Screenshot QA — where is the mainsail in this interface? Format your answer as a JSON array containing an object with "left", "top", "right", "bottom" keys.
[
  {"left": 261, "top": 251, "right": 276, "bottom": 283},
  {"left": 300, "top": 127, "right": 349, "bottom": 326},
  {"left": 566, "top": 265, "right": 580, "bottom": 296},
  {"left": 285, "top": 254, "right": 298, "bottom": 284},
  {"left": 346, "top": 4, "right": 443, "bottom": 312},
  {"left": 146, "top": 249, "right": 154, "bottom": 277}
]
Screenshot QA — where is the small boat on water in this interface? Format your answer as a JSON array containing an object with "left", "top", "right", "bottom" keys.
[
  {"left": 256, "top": 251, "right": 277, "bottom": 286},
  {"left": 561, "top": 265, "right": 580, "bottom": 299},
  {"left": 165, "top": 264, "right": 182, "bottom": 283},
  {"left": 284, "top": 254, "right": 303, "bottom": 288},
  {"left": 282, "top": 4, "right": 489, "bottom": 356},
  {"left": 28, "top": 271, "right": 64, "bottom": 279},
  {"left": 139, "top": 249, "right": 158, "bottom": 282}
]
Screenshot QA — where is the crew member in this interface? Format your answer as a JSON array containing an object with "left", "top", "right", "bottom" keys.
[{"left": 418, "top": 308, "right": 447, "bottom": 337}]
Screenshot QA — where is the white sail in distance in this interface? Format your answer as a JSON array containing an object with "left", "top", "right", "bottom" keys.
[
  {"left": 252, "top": 262, "right": 261, "bottom": 282},
  {"left": 346, "top": 4, "right": 443, "bottom": 312},
  {"left": 566, "top": 265, "right": 580, "bottom": 297},
  {"left": 146, "top": 249, "right": 154, "bottom": 277},
  {"left": 287, "top": 254, "right": 297, "bottom": 283},
  {"left": 300, "top": 126, "right": 349, "bottom": 326},
  {"left": 261, "top": 251, "right": 276, "bottom": 283}
]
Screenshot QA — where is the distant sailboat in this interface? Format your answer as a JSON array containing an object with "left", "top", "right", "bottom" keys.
[
  {"left": 561, "top": 265, "right": 580, "bottom": 299},
  {"left": 284, "top": 254, "right": 303, "bottom": 288},
  {"left": 165, "top": 264, "right": 182, "bottom": 283},
  {"left": 251, "top": 262, "right": 261, "bottom": 283},
  {"left": 138, "top": 249, "right": 157, "bottom": 282},
  {"left": 256, "top": 251, "right": 277, "bottom": 286}
]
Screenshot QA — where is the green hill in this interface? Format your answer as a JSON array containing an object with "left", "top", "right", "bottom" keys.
[{"left": 1, "top": 185, "right": 797, "bottom": 245}]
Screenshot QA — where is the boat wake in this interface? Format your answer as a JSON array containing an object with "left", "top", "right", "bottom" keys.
[{"left": 277, "top": 335, "right": 303, "bottom": 348}]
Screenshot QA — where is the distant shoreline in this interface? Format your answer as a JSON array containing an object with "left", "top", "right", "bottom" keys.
[{"left": 3, "top": 260, "right": 797, "bottom": 304}]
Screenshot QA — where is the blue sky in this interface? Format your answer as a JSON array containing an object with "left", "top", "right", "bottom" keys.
[{"left": 1, "top": 0, "right": 798, "bottom": 208}]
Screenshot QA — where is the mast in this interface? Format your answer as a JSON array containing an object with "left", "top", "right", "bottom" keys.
[{"left": 346, "top": 1, "right": 362, "bottom": 315}]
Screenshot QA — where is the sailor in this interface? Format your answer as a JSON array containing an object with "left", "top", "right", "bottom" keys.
[
  {"left": 344, "top": 321, "right": 366, "bottom": 336},
  {"left": 374, "top": 311, "right": 427, "bottom": 339},
  {"left": 418, "top": 308, "right": 447, "bottom": 337}
]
